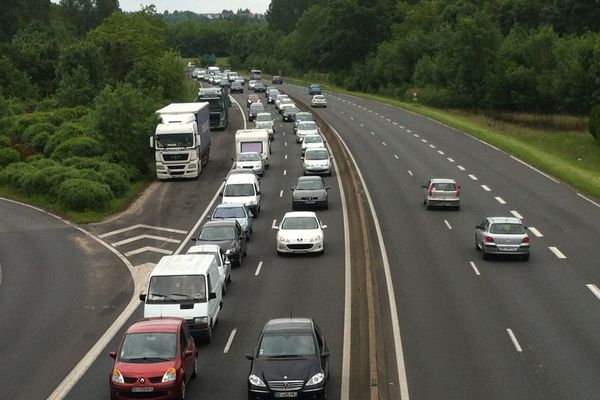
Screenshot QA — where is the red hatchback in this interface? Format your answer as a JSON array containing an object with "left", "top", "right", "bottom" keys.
[{"left": 109, "top": 318, "right": 198, "bottom": 400}]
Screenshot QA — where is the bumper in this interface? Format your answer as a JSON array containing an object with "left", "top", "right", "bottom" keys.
[
  {"left": 249, "top": 387, "right": 325, "bottom": 400},
  {"left": 110, "top": 382, "right": 181, "bottom": 400},
  {"left": 426, "top": 198, "right": 460, "bottom": 207},
  {"left": 293, "top": 200, "right": 327, "bottom": 209},
  {"left": 303, "top": 166, "right": 331, "bottom": 176},
  {"left": 277, "top": 241, "right": 324, "bottom": 254},
  {"left": 156, "top": 162, "right": 199, "bottom": 180},
  {"left": 483, "top": 244, "right": 530, "bottom": 255},
  {"left": 311, "top": 103, "right": 327, "bottom": 107}
]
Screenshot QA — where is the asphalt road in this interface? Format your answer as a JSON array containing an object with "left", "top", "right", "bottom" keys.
[{"left": 282, "top": 83, "right": 600, "bottom": 399}]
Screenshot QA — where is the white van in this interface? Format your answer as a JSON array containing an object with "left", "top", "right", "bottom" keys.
[
  {"left": 221, "top": 172, "right": 261, "bottom": 215},
  {"left": 140, "top": 254, "right": 223, "bottom": 342},
  {"left": 235, "top": 129, "right": 270, "bottom": 167},
  {"left": 186, "top": 244, "right": 231, "bottom": 295}
]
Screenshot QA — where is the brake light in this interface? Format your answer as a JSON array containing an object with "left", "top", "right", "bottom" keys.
[
  {"left": 521, "top": 237, "right": 530, "bottom": 243},
  {"left": 428, "top": 186, "right": 433, "bottom": 196},
  {"left": 456, "top": 185, "right": 461, "bottom": 196},
  {"left": 485, "top": 235, "right": 495, "bottom": 243}
]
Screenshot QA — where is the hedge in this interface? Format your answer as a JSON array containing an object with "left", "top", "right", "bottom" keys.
[
  {"left": 57, "top": 178, "right": 114, "bottom": 211},
  {"left": 43, "top": 122, "right": 87, "bottom": 156},
  {"left": 0, "top": 148, "right": 20, "bottom": 168},
  {"left": 51, "top": 136, "right": 103, "bottom": 160}
]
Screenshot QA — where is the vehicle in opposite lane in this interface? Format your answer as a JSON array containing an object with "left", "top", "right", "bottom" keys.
[{"left": 311, "top": 95, "right": 328, "bottom": 107}]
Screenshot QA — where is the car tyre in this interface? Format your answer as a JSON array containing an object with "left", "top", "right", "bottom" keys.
[
  {"left": 191, "top": 356, "right": 198, "bottom": 379},
  {"left": 482, "top": 249, "right": 489, "bottom": 260},
  {"left": 178, "top": 380, "right": 186, "bottom": 400},
  {"left": 235, "top": 252, "right": 242, "bottom": 266},
  {"left": 205, "top": 321, "right": 213, "bottom": 344}
]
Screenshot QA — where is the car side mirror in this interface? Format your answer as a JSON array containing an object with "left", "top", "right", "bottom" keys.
[
  {"left": 290, "top": 187, "right": 294, "bottom": 191},
  {"left": 421, "top": 185, "right": 428, "bottom": 189},
  {"left": 273, "top": 226, "right": 279, "bottom": 230},
  {"left": 209, "top": 292, "right": 217, "bottom": 300},
  {"left": 325, "top": 186, "right": 331, "bottom": 190},
  {"left": 245, "top": 354, "right": 254, "bottom": 360},
  {"left": 321, "top": 351, "right": 330, "bottom": 358},
  {"left": 219, "top": 192, "right": 223, "bottom": 196},
  {"left": 249, "top": 212, "right": 255, "bottom": 218},
  {"left": 109, "top": 351, "right": 117, "bottom": 359},
  {"left": 191, "top": 237, "right": 197, "bottom": 242},
  {"left": 475, "top": 225, "right": 482, "bottom": 230},
  {"left": 139, "top": 293, "right": 146, "bottom": 302},
  {"left": 322, "top": 225, "right": 328, "bottom": 229},
  {"left": 185, "top": 350, "right": 194, "bottom": 358}
]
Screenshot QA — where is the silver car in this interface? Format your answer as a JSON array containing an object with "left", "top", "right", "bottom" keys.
[
  {"left": 475, "top": 217, "right": 530, "bottom": 260},
  {"left": 311, "top": 95, "right": 327, "bottom": 107},
  {"left": 296, "top": 121, "right": 320, "bottom": 143},
  {"left": 421, "top": 178, "right": 460, "bottom": 210},
  {"left": 233, "top": 152, "right": 264, "bottom": 176},
  {"left": 294, "top": 112, "right": 314, "bottom": 134},
  {"left": 302, "top": 147, "right": 332, "bottom": 176},
  {"left": 210, "top": 203, "right": 254, "bottom": 239},
  {"left": 291, "top": 176, "right": 330, "bottom": 210}
]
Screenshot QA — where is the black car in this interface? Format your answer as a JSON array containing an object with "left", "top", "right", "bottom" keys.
[
  {"left": 230, "top": 81, "right": 244, "bottom": 93},
  {"left": 254, "top": 82, "right": 267, "bottom": 93},
  {"left": 246, "top": 318, "right": 329, "bottom": 400},
  {"left": 282, "top": 106, "right": 299, "bottom": 122},
  {"left": 292, "top": 176, "right": 330, "bottom": 210},
  {"left": 272, "top": 75, "right": 283, "bottom": 84},
  {"left": 193, "top": 220, "right": 247, "bottom": 267}
]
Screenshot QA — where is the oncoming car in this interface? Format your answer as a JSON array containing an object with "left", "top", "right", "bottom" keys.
[
  {"left": 275, "top": 211, "right": 327, "bottom": 255},
  {"left": 475, "top": 217, "right": 530, "bottom": 260}
]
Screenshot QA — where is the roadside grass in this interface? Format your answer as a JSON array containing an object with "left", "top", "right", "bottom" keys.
[{"left": 283, "top": 75, "right": 600, "bottom": 201}]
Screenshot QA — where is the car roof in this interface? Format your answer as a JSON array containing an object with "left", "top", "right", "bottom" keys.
[
  {"left": 214, "top": 202, "right": 247, "bottom": 209},
  {"left": 488, "top": 217, "right": 523, "bottom": 224},
  {"left": 203, "top": 219, "right": 239, "bottom": 228},
  {"left": 303, "top": 134, "right": 322, "bottom": 139},
  {"left": 264, "top": 317, "right": 314, "bottom": 334},
  {"left": 430, "top": 178, "right": 456, "bottom": 183},
  {"left": 283, "top": 211, "right": 317, "bottom": 219},
  {"left": 152, "top": 254, "right": 216, "bottom": 276},
  {"left": 305, "top": 147, "right": 328, "bottom": 153},
  {"left": 256, "top": 112, "right": 272, "bottom": 117},
  {"left": 126, "top": 317, "right": 184, "bottom": 334},
  {"left": 228, "top": 168, "right": 258, "bottom": 177},
  {"left": 225, "top": 172, "right": 258, "bottom": 184},
  {"left": 187, "top": 244, "right": 221, "bottom": 254}
]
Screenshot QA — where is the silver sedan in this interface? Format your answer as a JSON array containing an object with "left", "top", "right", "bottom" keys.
[{"left": 475, "top": 217, "right": 530, "bottom": 260}]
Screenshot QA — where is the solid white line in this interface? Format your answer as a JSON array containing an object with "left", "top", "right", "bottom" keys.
[
  {"left": 124, "top": 246, "right": 172, "bottom": 257},
  {"left": 586, "top": 284, "right": 600, "bottom": 300},
  {"left": 447, "top": 157, "right": 455, "bottom": 162},
  {"left": 457, "top": 165, "right": 466, "bottom": 171},
  {"left": 495, "top": 196, "right": 506, "bottom": 204},
  {"left": 284, "top": 169, "right": 287, "bottom": 176},
  {"left": 437, "top": 150, "right": 445, "bottom": 155},
  {"left": 382, "top": 142, "right": 387, "bottom": 146},
  {"left": 112, "top": 234, "right": 180, "bottom": 247},
  {"left": 577, "top": 193, "right": 600, "bottom": 208},
  {"left": 99, "top": 224, "right": 187, "bottom": 238},
  {"left": 0, "top": 263, "right": 2, "bottom": 288},
  {"left": 507, "top": 329, "right": 523, "bottom": 352},
  {"left": 271, "top": 219, "right": 277, "bottom": 229},
  {"left": 255, "top": 261, "right": 263, "bottom": 276},
  {"left": 549, "top": 246, "right": 567, "bottom": 259},
  {"left": 394, "top": 154, "right": 399, "bottom": 160},
  {"left": 481, "top": 185, "right": 491, "bottom": 192},
  {"left": 468, "top": 174, "right": 478, "bottom": 181},
  {"left": 408, "top": 170, "right": 413, "bottom": 176},
  {"left": 279, "top": 190, "right": 283, "bottom": 198},
  {"left": 528, "top": 227, "right": 543, "bottom": 237},
  {"left": 469, "top": 261, "right": 481, "bottom": 276},
  {"left": 510, "top": 155, "right": 559, "bottom": 183},
  {"left": 444, "top": 220, "right": 452, "bottom": 230},
  {"left": 223, "top": 329, "right": 237, "bottom": 354},
  {"left": 510, "top": 210, "right": 523, "bottom": 219},
  {"left": 229, "top": 95, "right": 247, "bottom": 130}
]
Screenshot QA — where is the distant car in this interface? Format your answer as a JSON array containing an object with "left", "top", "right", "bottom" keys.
[
  {"left": 275, "top": 94, "right": 291, "bottom": 110},
  {"left": 228, "top": 72, "right": 239, "bottom": 82},
  {"left": 291, "top": 176, "right": 330, "bottom": 210},
  {"left": 235, "top": 77, "right": 246, "bottom": 85},
  {"left": 421, "top": 178, "right": 461, "bottom": 210},
  {"left": 249, "top": 102, "right": 265, "bottom": 121},
  {"left": 267, "top": 88, "right": 281, "bottom": 103},
  {"left": 253, "top": 82, "right": 266, "bottom": 93},
  {"left": 275, "top": 211, "right": 327, "bottom": 255},
  {"left": 278, "top": 98, "right": 295, "bottom": 113},
  {"left": 248, "top": 80, "right": 258, "bottom": 90},
  {"left": 301, "top": 134, "right": 326, "bottom": 155},
  {"left": 233, "top": 152, "right": 265, "bottom": 176},
  {"left": 246, "top": 318, "right": 330, "bottom": 400},
  {"left": 186, "top": 244, "right": 232, "bottom": 294},
  {"left": 311, "top": 95, "right": 327, "bottom": 107},
  {"left": 247, "top": 94, "right": 261, "bottom": 107},
  {"left": 194, "top": 220, "right": 247, "bottom": 267},
  {"left": 255, "top": 120, "right": 275, "bottom": 141},
  {"left": 282, "top": 106, "right": 299, "bottom": 122},
  {"left": 294, "top": 112, "right": 314, "bottom": 133},
  {"left": 302, "top": 147, "right": 332, "bottom": 176},
  {"left": 230, "top": 81, "right": 244, "bottom": 93},
  {"left": 308, "top": 84, "right": 321, "bottom": 95},
  {"left": 210, "top": 203, "right": 254, "bottom": 239},
  {"left": 296, "top": 120, "right": 320, "bottom": 143},
  {"left": 475, "top": 217, "right": 530, "bottom": 261},
  {"left": 109, "top": 317, "right": 197, "bottom": 400},
  {"left": 271, "top": 75, "right": 283, "bottom": 84}
]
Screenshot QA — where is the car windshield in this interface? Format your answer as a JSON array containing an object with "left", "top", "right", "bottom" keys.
[
  {"left": 224, "top": 183, "right": 255, "bottom": 196},
  {"left": 147, "top": 275, "right": 206, "bottom": 302},
  {"left": 304, "top": 136, "right": 322, "bottom": 143},
  {"left": 120, "top": 332, "right": 177, "bottom": 362},
  {"left": 199, "top": 226, "right": 237, "bottom": 240},
  {"left": 213, "top": 206, "right": 246, "bottom": 218},
  {"left": 281, "top": 217, "right": 319, "bottom": 230},
  {"left": 155, "top": 134, "right": 193, "bottom": 148},
  {"left": 299, "top": 122, "right": 317, "bottom": 130},
  {"left": 305, "top": 150, "right": 329, "bottom": 160},
  {"left": 490, "top": 223, "right": 526, "bottom": 234},
  {"left": 255, "top": 122, "right": 271, "bottom": 129},
  {"left": 432, "top": 182, "right": 456, "bottom": 191},
  {"left": 285, "top": 107, "right": 299, "bottom": 114},
  {"left": 238, "top": 153, "right": 261, "bottom": 161},
  {"left": 297, "top": 179, "right": 324, "bottom": 190},
  {"left": 256, "top": 114, "right": 272, "bottom": 122},
  {"left": 258, "top": 333, "right": 316, "bottom": 358},
  {"left": 314, "top": 96, "right": 325, "bottom": 101}
]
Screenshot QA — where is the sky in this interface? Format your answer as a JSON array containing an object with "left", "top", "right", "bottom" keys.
[{"left": 116, "top": 0, "right": 271, "bottom": 14}]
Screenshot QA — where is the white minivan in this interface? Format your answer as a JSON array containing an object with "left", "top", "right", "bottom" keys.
[
  {"left": 140, "top": 254, "right": 223, "bottom": 342},
  {"left": 221, "top": 171, "right": 261, "bottom": 215}
]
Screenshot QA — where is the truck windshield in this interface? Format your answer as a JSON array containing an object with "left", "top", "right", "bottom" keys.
[
  {"left": 147, "top": 275, "right": 206, "bottom": 303},
  {"left": 155, "top": 133, "right": 193, "bottom": 148}
]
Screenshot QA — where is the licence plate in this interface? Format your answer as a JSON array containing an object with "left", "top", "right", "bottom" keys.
[
  {"left": 131, "top": 387, "right": 154, "bottom": 393},
  {"left": 499, "top": 246, "right": 517, "bottom": 251},
  {"left": 275, "top": 392, "right": 298, "bottom": 398}
]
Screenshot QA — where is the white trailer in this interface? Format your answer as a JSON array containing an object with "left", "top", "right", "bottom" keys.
[{"left": 235, "top": 129, "right": 270, "bottom": 167}]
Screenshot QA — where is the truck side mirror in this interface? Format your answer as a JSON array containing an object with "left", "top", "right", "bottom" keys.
[{"left": 139, "top": 293, "right": 146, "bottom": 302}]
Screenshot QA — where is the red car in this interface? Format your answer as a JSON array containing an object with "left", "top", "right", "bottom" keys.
[
  {"left": 109, "top": 318, "right": 198, "bottom": 400},
  {"left": 247, "top": 94, "right": 260, "bottom": 107}
]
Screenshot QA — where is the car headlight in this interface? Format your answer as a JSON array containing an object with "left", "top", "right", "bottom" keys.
[
  {"left": 306, "top": 372, "right": 325, "bottom": 386},
  {"left": 162, "top": 367, "right": 177, "bottom": 383},
  {"left": 309, "top": 236, "right": 321, "bottom": 243},
  {"left": 111, "top": 369, "right": 124, "bottom": 384},
  {"left": 225, "top": 246, "right": 237, "bottom": 255},
  {"left": 249, "top": 374, "right": 266, "bottom": 387},
  {"left": 194, "top": 317, "right": 209, "bottom": 327},
  {"left": 279, "top": 236, "right": 290, "bottom": 243}
]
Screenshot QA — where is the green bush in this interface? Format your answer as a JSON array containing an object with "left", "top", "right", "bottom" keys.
[
  {"left": 63, "top": 156, "right": 132, "bottom": 196},
  {"left": 0, "top": 162, "right": 36, "bottom": 189},
  {"left": 51, "top": 136, "right": 102, "bottom": 159},
  {"left": 57, "top": 178, "right": 114, "bottom": 211},
  {"left": 35, "top": 98, "right": 59, "bottom": 112},
  {"left": 0, "top": 134, "right": 10, "bottom": 147},
  {"left": 0, "top": 148, "right": 21, "bottom": 168},
  {"left": 44, "top": 122, "right": 86, "bottom": 156},
  {"left": 590, "top": 105, "right": 600, "bottom": 142},
  {"left": 22, "top": 122, "right": 57, "bottom": 143},
  {"left": 12, "top": 112, "right": 53, "bottom": 138},
  {"left": 31, "top": 132, "right": 51, "bottom": 152},
  {"left": 50, "top": 106, "right": 89, "bottom": 126}
]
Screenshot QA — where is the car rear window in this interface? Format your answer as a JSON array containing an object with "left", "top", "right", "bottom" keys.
[
  {"left": 490, "top": 223, "right": 526, "bottom": 234},
  {"left": 432, "top": 182, "right": 456, "bottom": 191}
]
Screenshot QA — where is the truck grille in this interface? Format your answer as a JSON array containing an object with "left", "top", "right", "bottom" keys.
[
  {"left": 163, "top": 154, "right": 189, "bottom": 162},
  {"left": 268, "top": 380, "right": 304, "bottom": 391}
]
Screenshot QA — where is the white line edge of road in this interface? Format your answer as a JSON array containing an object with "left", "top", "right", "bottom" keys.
[
  {"left": 229, "top": 95, "right": 247, "bottom": 130},
  {"left": 326, "top": 125, "right": 410, "bottom": 399},
  {"left": 0, "top": 262, "right": 2, "bottom": 288},
  {"left": 577, "top": 193, "right": 600, "bottom": 208}
]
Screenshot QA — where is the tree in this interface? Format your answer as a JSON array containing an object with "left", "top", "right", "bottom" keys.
[
  {"left": 266, "top": 0, "right": 323, "bottom": 34},
  {"left": 0, "top": 0, "right": 50, "bottom": 41},
  {"left": 56, "top": 66, "right": 96, "bottom": 107}
]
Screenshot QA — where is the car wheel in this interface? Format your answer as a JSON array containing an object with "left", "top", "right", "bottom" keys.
[
  {"left": 243, "top": 246, "right": 248, "bottom": 257},
  {"left": 205, "top": 321, "right": 213, "bottom": 344},
  {"left": 222, "top": 280, "right": 227, "bottom": 296},
  {"left": 482, "top": 248, "right": 489, "bottom": 260},
  {"left": 277, "top": 250, "right": 283, "bottom": 256},
  {"left": 191, "top": 355, "right": 198, "bottom": 379},
  {"left": 475, "top": 237, "right": 480, "bottom": 251},
  {"left": 455, "top": 205, "right": 461, "bottom": 211},
  {"left": 178, "top": 380, "right": 186, "bottom": 400},
  {"left": 236, "top": 252, "right": 242, "bottom": 266}
]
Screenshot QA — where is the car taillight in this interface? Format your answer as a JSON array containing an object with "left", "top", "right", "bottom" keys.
[
  {"left": 456, "top": 185, "right": 461, "bottom": 196},
  {"left": 428, "top": 186, "right": 433, "bottom": 196},
  {"left": 522, "top": 237, "right": 530, "bottom": 243},
  {"left": 485, "top": 235, "right": 495, "bottom": 243}
]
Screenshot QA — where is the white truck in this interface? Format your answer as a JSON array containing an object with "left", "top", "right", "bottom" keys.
[
  {"left": 150, "top": 103, "right": 211, "bottom": 180},
  {"left": 235, "top": 129, "right": 270, "bottom": 167}
]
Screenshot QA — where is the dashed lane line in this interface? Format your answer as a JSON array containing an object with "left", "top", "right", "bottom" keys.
[
  {"left": 510, "top": 210, "right": 523, "bottom": 219},
  {"left": 586, "top": 284, "right": 600, "bottom": 300},
  {"left": 507, "top": 329, "right": 523, "bottom": 352},
  {"left": 549, "top": 246, "right": 567, "bottom": 259},
  {"left": 394, "top": 154, "right": 399, "bottom": 160},
  {"left": 437, "top": 150, "right": 445, "bottom": 155},
  {"left": 528, "top": 227, "right": 543, "bottom": 237},
  {"left": 408, "top": 170, "right": 413, "bottom": 176},
  {"left": 447, "top": 157, "right": 455, "bottom": 162},
  {"left": 279, "top": 190, "right": 283, "bottom": 198},
  {"left": 444, "top": 220, "right": 452, "bottom": 230},
  {"left": 382, "top": 142, "right": 387, "bottom": 146},
  {"left": 468, "top": 174, "right": 478, "bottom": 181},
  {"left": 255, "top": 261, "right": 264, "bottom": 276},
  {"left": 481, "top": 185, "right": 491, "bottom": 192},
  {"left": 457, "top": 165, "right": 466, "bottom": 171},
  {"left": 223, "top": 329, "right": 237, "bottom": 354},
  {"left": 469, "top": 261, "right": 481, "bottom": 276},
  {"left": 495, "top": 196, "right": 506, "bottom": 204}
]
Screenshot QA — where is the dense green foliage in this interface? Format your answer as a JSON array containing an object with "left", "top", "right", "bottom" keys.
[
  {"left": 590, "top": 105, "right": 600, "bottom": 142},
  {"left": 0, "top": 2, "right": 190, "bottom": 213}
]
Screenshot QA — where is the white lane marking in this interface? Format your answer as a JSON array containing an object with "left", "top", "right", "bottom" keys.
[
  {"left": 326, "top": 124, "right": 410, "bottom": 400},
  {"left": 285, "top": 154, "right": 288, "bottom": 160},
  {"left": 549, "top": 246, "right": 566, "bottom": 259},
  {"left": 447, "top": 157, "right": 455, "bottom": 162},
  {"left": 112, "top": 234, "right": 180, "bottom": 247},
  {"left": 510, "top": 155, "right": 559, "bottom": 183},
  {"left": 481, "top": 185, "right": 491, "bottom": 192},
  {"left": 374, "top": 112, "right": 379, "bottom": 116},
  {"left": 586, "top": 284, "right": 600, "bottom": 300},
  {"left": 350, "top": 116, "right": 354, "bottom": 121},
  {"left": 386, "top": 118, "right": 391, "bottom": 122},
  {"left": 437, "top": 150, "right": 445, "bottom": 155},
  {"left": 413, "top": 133, "right": 419, "bottom": 138},
  {"left": 429, "top": 144, "right": 436, "bottom": 149},
  {"left": 468, "top": 174, "right": 478, "bottom": 181},
  {"left": 495, "top": 196, "right": 506, "bottom": 204},
  {"left": 223, "top": 329, "right": 237, "bottom": 354},
  {"left": 255, "top": 261, "right": 263, "bottom": 276},
  {"left": 283, "top": 169, "right": 287, "bottom": 176},
  {"left": 99, "top": 224, "right": 187, "bottom": 238},
  {"left": 285, "top": 142, "right": 288, "bottom": 146},
  {"left": 406, "top": 129, "right": 412, "bottom": 133},
  {"left": 0, "top": 263, "right": 2, "bottom": 288},
  {"left": 399, "top": 125, "right": 405, "bottom": 129},
  {"left": 369, "top": 110, "right": 373, "bottom": 113},
  {"left": 408, "top": 170, "right": 413, "bottom": 176},
  {"left": 507, "top": 329, "right": 523, "bottom": 352},
  {"left": 283, "top": 131, "right": 286, "bottom": 136},
  {"left": 124, "top": 246, "right": 172, "bottom": 257},
  {"left": 382, "top": 142, "right": 387, "bottom": 146},
  {"left": 229, "top": 95, "right": 247, "bottom": 130},
  {"left": 444, "top": 220, "right": 452, "bottom": 230},
  {"left": 528, "top": 227, "right": 543, "bottom": 237},
  {"left": 370, "top": 131, "right": 375, "bottom": 136},
  {"left": 360, "top": 123, "right": 364, "bottom": 127},
  {"left": 380, "top": 115, "right": 385, "bottom": 119},
  {"left": 577, "top": 193, "right": 600, "bottom": 208},
  {"left": 279, "top": 190, "right": 283, "bottom": 198},
  {"left": 271, "top": 219, "right": 277, "bottom": 229},
  {"left": 469, "top": 261, "right": 481, "bottom": 276},
  {"left": 421, "top": 139, "right": 428, "bottom": 143},
  {"left": 393, "top": 122, "right": 398, "bottom": 125},
  {"left": 394, "top": 154, "right": 399, "bottom": 160},
  {"left": 510, "top": 210, "right": 523, "bottom": 219},
  {"left": 457, "top": 165, "right": 466, "bottom": 171}
]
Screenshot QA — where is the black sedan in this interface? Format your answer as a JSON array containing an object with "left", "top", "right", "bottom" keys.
[
  {"left": 192, "top": 220, "right": 247, "bottom": 267},
  {"left": 292, "top": 176, "right": 329, "bottom": 210},
  {"left": 246, "top": 318, "right": 329, "bottom": 400},
  {"left": 254, "top": 82, "right": 267, "bottom": 93},
  {"left": 282, "top": 106, "right": 299, "bottom": 122}
]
